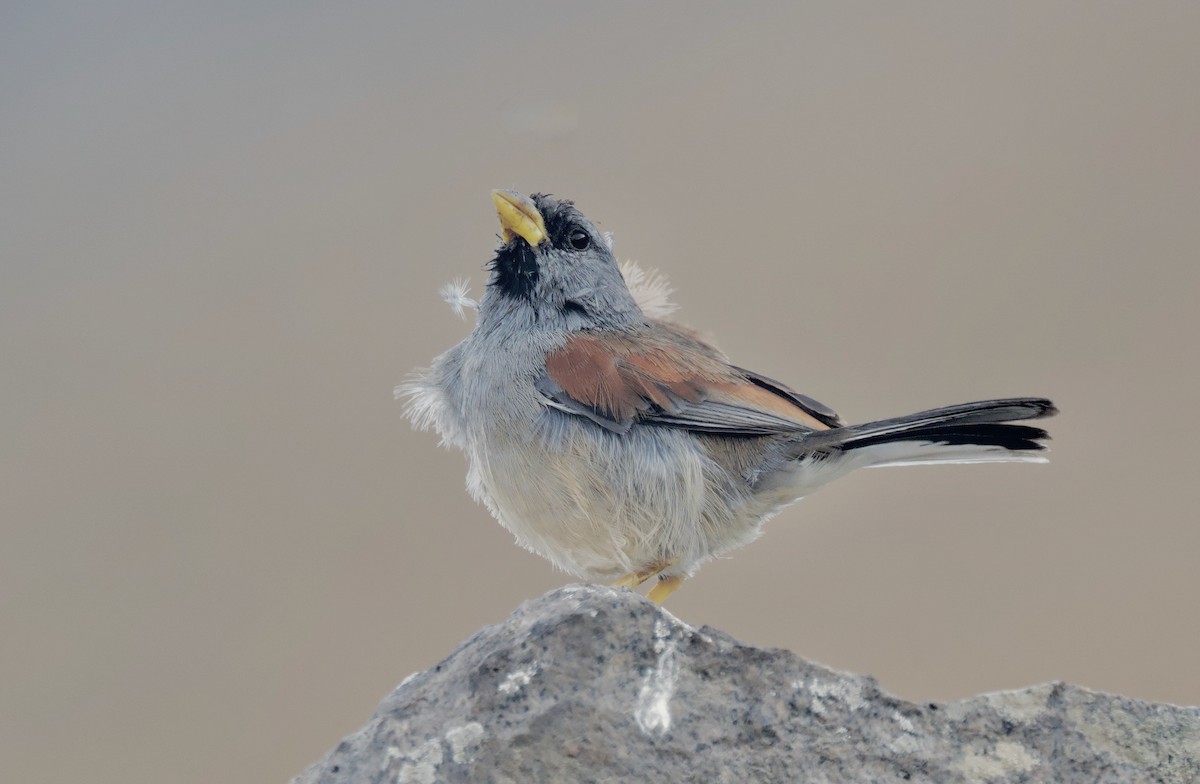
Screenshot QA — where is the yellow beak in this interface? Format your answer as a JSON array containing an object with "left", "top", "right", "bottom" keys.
[{"left": 491, "top": 190, "right": 548, "bottom": 248}]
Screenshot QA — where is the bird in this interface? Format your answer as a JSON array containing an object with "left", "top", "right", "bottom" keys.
[{"left": 399, "top": 190, "right": 1056, "bottom": 603}]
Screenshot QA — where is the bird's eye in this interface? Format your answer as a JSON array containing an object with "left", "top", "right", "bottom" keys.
[{"left": 568, "top": 228, "right": 590, "bottom": 251}]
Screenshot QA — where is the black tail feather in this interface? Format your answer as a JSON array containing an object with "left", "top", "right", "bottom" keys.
[
  {"left": 803, "top": 397, "right": 1057, "bottom": 453},
  {"left": 841, "top": 422, "right": 1051, "bottom": 453}
]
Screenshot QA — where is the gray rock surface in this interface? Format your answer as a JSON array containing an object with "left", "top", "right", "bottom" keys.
[{"left": 294, "top": 585, "right": 1199, "bottom": 783}]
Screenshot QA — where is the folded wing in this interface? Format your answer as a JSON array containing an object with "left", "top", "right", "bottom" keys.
[{"left": 535, "top": 322, "right": 842, "bottom": 436}]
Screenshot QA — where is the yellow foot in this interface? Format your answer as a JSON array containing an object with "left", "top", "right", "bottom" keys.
[
  {"left": 647, "top": 574, "right": 685, "bottom": 604},
  {"left": 611, "top": 558, "right": 674, "bottom": 590}
]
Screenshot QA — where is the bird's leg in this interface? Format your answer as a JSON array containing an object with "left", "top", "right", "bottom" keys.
[
  {"left": 647, "top": 574, "right": 685, "bottom": 604},
  {"left": 611, "top": 572, "right": 645, "bottom": 589},
  {"left": 611, "top": 558, "right": 674, "bottom": 590}
]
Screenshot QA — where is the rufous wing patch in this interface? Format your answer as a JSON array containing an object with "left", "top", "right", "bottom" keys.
[
  {"left": 540, "top": 327, "right": 837, "bottom": 435},
  {"left": 543, "top": 333, "right": 727, "bottom": 425}
]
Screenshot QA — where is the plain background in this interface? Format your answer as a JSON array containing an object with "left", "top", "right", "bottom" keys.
[{"left": 4, "top": 3, "right": 1198, "bottom": 783}]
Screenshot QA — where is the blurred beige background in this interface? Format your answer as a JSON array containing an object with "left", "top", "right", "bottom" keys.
[{"left": 3, "top": 2, "right": 1199, "bottom": 783}]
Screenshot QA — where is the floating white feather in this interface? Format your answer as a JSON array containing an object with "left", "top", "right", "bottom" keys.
[{"left": 439, "top": 277, "right": 477, "bottom": 320}]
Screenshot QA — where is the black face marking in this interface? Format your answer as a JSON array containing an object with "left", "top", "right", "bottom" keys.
[
  {"left": 561, "top": 299, "right": 589, "bottom": 317},
  {"left": 489, "top": 240, "right": 539, "bottom": 300},
  {"left": 531, "top": 193, "right": 594, "bottom": 252},
  {"left": 488, "top": 194, "right": 604, "bottom": 301}
]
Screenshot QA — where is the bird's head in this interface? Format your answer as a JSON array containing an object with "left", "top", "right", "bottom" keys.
[{"left": 481, "top": 190, "right": 643, "bottom": 330}]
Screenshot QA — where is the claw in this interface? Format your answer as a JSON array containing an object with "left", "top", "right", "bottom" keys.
[
  {"left": 647, "top": 574, "right": 685, "bottom": 604},
  {"left": 611, "top": 558, "right": 676, "bottom": 592}
]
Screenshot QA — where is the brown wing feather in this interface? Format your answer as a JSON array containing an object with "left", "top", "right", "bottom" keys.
[
  {"left": 543, "top": 333, "right": 727, "bottom": 424},
  {"left": 733, "top": 368, "right": 845, "bottom": 428},
  {"left": 539, "top": 325, "right": 838, "bottom": 435},
  {"left": 706, "top": 382, "right": 833, "bottom": 431}
]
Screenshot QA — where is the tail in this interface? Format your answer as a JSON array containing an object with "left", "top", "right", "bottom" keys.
[{"left": 803, "top": 397, "right": 1057, "bottom": 468}]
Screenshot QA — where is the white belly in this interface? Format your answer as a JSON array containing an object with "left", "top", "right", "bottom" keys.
[{"left": 466, "top": 424, "right": 737, "bottom": 579}]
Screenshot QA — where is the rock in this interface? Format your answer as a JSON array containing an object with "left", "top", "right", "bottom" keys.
[{"left": 293, "top": 585, "right": 1199, "bottom": 783}]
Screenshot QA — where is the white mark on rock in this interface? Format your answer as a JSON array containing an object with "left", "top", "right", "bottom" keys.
[
  {"left": 634, "top": 617, "right": 679, "bottom": 735},
  {"left": 810, "top": 697, "right": 826, "bottom": 715},
  {"left": 655, "top": 604, "right": 698, "bottom": 635},
  {"left": 994, "top": 741, "right": 1038, "bottom": 772},
  {"left": 396, "top": 672, "right": 419, "bottom": 690},
  {"left": 445, "top": 722, "right": 485, "bottom": 764},
  {"left": 807, "top": 677, "right": 868, "bottom": 712},
  {"left": 984, "top": 686, "right": 1051, "bottom": 725},
  {"left": 498, "top": 662, "right": 540, "bottom": 695},
  {"left": 942, "top": 684, "right": 1053, "bottom": 727},
  {"left": 387, "top": 722, "right": 486, "bottom": 783},
  {"left": 892, "top": 710, "right": 915, "bottom": 733},
  {"left": 395, "top": 738, "right": 444, "bottom": 784},
  {"left": 955, "top": 741, "right": 1039, "bottom": 782},
  {"left": 887, "top": 711, "right": 923, "bottom": 755}
]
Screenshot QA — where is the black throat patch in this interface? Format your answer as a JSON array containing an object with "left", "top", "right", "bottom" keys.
[{"left": 489, "top": 240, "right": 540, "bottom": 300}]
